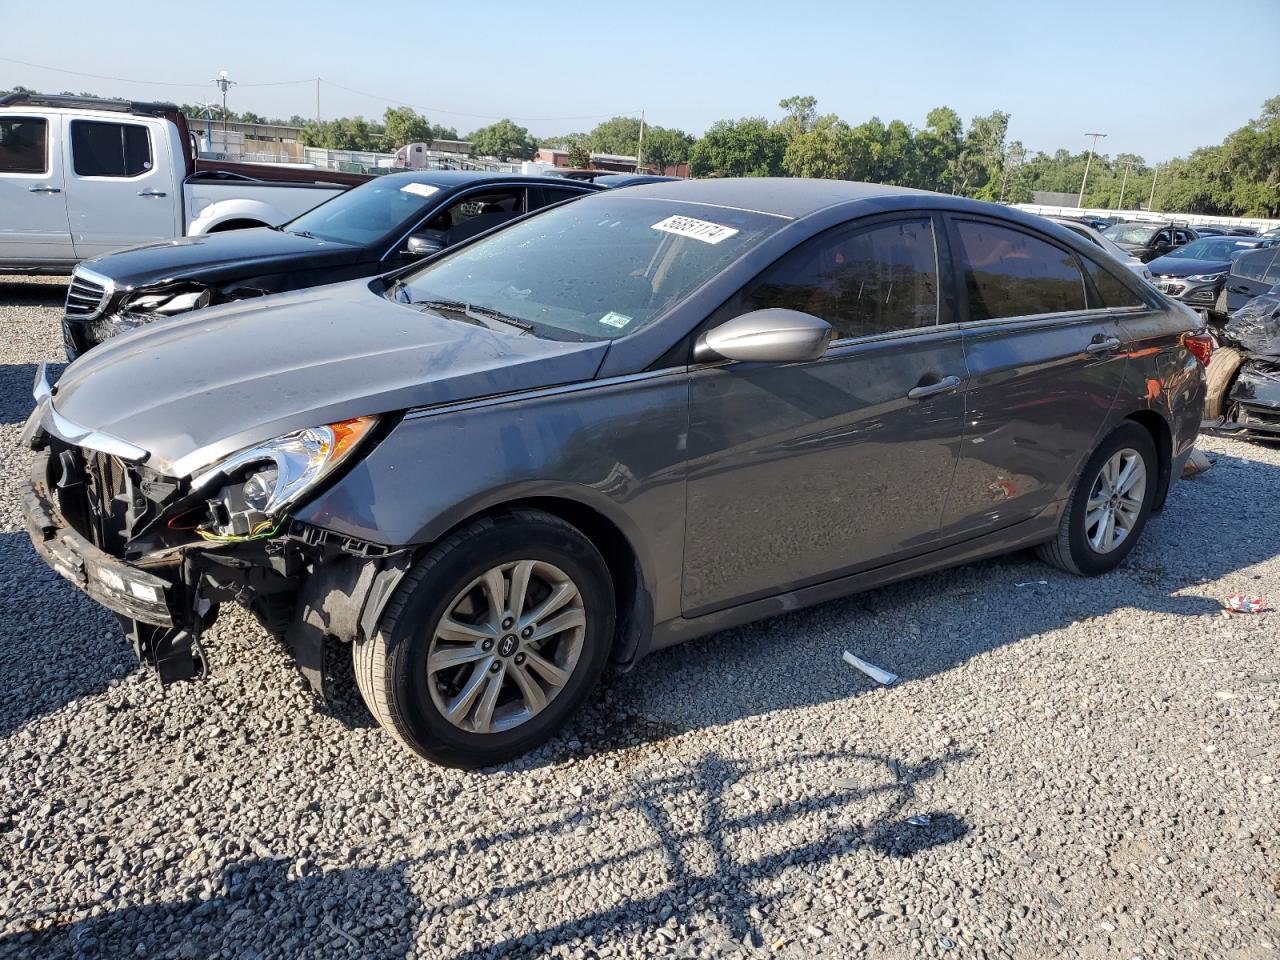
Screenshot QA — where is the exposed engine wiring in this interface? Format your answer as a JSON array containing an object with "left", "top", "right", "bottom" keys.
[{"left": 196, "top": 517, "right": 287, "bottom": 543}]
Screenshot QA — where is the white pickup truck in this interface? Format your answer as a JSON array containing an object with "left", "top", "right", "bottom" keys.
[{"left": 0, "top": 93, "right": 369, "bottom": 274}]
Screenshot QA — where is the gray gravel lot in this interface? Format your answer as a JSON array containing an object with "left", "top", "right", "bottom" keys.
[{"left": 1, "top": 274, "right": 1277, "bottom": 960}]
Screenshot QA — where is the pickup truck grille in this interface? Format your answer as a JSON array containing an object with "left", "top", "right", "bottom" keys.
[{"left": 64, "top": 272, "right": 110, "bottom": 320}]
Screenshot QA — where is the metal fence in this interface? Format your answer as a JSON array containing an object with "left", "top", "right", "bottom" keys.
[{"left": 1012, "top": 203, "right": 1280, "bottom": 233}]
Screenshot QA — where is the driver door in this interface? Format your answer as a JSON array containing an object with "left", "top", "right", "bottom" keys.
[{"left": 681, "top": 214, "right": 968, "bottom": 615}]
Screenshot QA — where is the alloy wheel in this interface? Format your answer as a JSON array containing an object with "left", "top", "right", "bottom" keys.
[
  {"left": 1084, "top": 448, "right": 1147, "bottom": 554},
  {"left": 426, "top": 560, "right": 586, "bottom": 734}
]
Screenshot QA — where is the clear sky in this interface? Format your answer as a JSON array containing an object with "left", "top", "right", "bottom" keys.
[{"left": 1, "top": 0, "right": 1276, "bottom": 162}]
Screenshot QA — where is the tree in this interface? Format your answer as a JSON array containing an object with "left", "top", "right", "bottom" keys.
[
  {"left": 565, "top": 134, "right": 591, "bottom": 169},
  {"left": 783, "top": 114, "right": 854, "bottom": 179},
  {"left": 298, "top": 117, "right": 379, "bottom": 151},
  {"left": 468, "top": 119, "right": 537, "bottom": 160},
  {"left": 588, "top": 116, "right": 643, "bottom": 156},
  {"left": 641, "top": 126, "right": 694, "bottom": 173},
  {"left": 689, "top": 118, "right": 787, "bottom": 177},
  {"left": 775, "top": 95, "right": 819, "bottom": 140},
  {"left": 382, "top": 106, "right": 433, "bottom": 148}
]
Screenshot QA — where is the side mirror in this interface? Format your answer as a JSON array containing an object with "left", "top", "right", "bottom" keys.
[
  {"left": 406, "top": 232, "right": 445, "bottom": 257},
  {"left": 694, "top": 308, "right": 832, "bottom": 364}
]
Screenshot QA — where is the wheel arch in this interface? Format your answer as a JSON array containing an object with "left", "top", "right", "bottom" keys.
[
  {"left": 207, "top": 217, "right": 269, "bottom": 233},
  {"left": 1123, "top": 408, "right": 1173, "bottom": 510},
  {"left": 411, "top": 491, "right": 655, "bottom": 669}
]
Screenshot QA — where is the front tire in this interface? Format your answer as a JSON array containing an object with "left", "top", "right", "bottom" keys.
[
  {"left": 1037, "top": 422, "right": 1158, "bottom": 576},
  {"left": 354, "top": 510, "right": 615, "bottom": 767}
]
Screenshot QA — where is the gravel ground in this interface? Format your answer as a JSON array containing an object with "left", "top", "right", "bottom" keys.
[{"left": 1, "top": 275, "right": 1277, "bottom": 960}]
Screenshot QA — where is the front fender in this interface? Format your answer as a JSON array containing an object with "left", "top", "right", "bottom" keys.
[{"left": 293, "top": 371, "right": 691, "bottom": 624}]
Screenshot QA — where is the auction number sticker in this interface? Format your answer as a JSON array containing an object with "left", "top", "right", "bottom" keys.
[
  {"left": 400, "top": 183, "right": 440, "bottom": 198},
  {"left": 599, "top": 311, "right": 633, "bottom": 329},
  {"left": 651, "top": 215, "right": 739, "bottom": 244}
]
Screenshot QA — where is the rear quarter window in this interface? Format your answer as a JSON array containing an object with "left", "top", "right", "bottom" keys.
[
  {"left": 0, "top": 116, "right": 48, "bottom": 173},
  {"left": 1081, "top": 258, "right": 1145, "bottom": 308},
  {"left": 954, "top": 219, "right": 1088, "bottom": 321}
]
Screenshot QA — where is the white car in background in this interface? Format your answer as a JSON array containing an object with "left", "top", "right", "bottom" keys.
[{"left": 1049, "top": 217, "right": 1154, "bottom": 283}]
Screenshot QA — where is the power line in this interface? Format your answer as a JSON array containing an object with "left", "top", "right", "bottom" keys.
[
  {"left": 0, "top": 54, "right": 315, "bottom": 90},
  {"left": 319, "top": 78, "right": 641, "bottom": 124}
]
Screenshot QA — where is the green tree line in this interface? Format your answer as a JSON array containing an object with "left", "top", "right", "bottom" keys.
[{"left": 4, "top": 83, "right": 1275, "bottom": 216}]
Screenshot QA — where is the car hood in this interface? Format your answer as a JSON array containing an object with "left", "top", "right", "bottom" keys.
[
  {"left": 1146, "top": 255, "right": 1230, "bottom": 278},
  {"left": 47, "top": 281, "right": 609, "bottom": 476},
  {"left": 82, "top": 228, "right": 365, "bottom": 289}
]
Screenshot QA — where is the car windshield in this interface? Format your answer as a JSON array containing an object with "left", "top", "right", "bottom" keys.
[
  {"left": 1167, "top": 237, "right": 1257, "bottom": 260},
  {"left": 393, "top": 195, "right": 787, "bottom": 340},
  {"left": 1103, "top": 223, "right": 1159, "bottom": 245},
  {"left": 282, "top": 177, "right": 445, "bottom": 246}
]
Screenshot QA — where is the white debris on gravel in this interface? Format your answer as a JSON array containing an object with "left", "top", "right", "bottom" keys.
[{"left": 1, "top": 275, "right": 1278, "bottom": 959}]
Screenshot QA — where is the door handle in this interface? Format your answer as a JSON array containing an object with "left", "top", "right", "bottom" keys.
[
  {"left": 1085, "top": 336, "right": 1122, "bottom": 355},
  {"left": 907, "top": 375, "right": 962, "bottom": 400},
  {"left": 137, "top": 189, "right": 167, "bottom": 198},
  {"left": 28, "top": 185, "right": 61, "bottom": 193}
]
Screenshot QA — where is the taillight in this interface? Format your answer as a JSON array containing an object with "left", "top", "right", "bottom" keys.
[{"left": 1181, "top": 331, "right": 1214, "bottom": 366}]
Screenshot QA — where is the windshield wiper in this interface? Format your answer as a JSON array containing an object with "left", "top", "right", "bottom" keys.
[
  {"left": 287, "top": 229, "right": 316, "bottom": 239},
  {"left": 407, "top": 298, "right": 534, "bottom": 333}
]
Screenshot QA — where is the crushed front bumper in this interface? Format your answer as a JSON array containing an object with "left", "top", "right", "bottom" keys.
[{"left": 22, "top": 476, "right": 174, "bottom": 626}]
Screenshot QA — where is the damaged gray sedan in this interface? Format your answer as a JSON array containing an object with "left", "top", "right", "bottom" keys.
[
  {"left": 22, "top": 179, "right": 1207, "bottom": 767},
  {"left": 1203, "top": 285, "right": 1280, "bottom": 437}
]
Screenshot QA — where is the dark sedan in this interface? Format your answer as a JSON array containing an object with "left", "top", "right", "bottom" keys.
[
  {"left": 1102, "top": 221, "right": 1198, "bottom": 262},
  {"left": 1216, "top": 246, "right": 1280, "bottom": 315},
  {"left": 60, "top": 171, "right": 601, "bottom": 358},
  {"left": 23, "top": 179, "right": 1207, "bottom": 767},
  {"left": 1146, "top": 235, "right": 1278, "bottom": 318}
]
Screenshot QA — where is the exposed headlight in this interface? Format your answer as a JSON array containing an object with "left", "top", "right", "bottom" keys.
[
  {"left": 1185, "top": 272, "right": 1226, "bottom": 283},
  {"left": 126, "top": 288, "right": 211, "bottom": 315},
  {"left": 191, "top": 417, "right": 377, "bottom": 537}
]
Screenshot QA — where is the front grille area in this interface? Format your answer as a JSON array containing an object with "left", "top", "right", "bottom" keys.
[
  {"left": 64, "top": 273, "right": 108, "bottom": 320},
  {"left": 46, "top": 442, "right": 134, "bottom": 556}
]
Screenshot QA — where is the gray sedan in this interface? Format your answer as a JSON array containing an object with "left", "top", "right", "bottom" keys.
[{"left": 22, "top": 179, "right": 1208, "bottom": 767}]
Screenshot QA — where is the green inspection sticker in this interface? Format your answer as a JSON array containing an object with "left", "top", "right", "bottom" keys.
[{"left": 599, "top": 311, "right": 633, "bottom": 329}]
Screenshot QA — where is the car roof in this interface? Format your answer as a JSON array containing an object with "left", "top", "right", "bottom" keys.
[
  {"left": 614, "top": 177, "right": 945, "bottom": 218},
  {"left": 373, "top": 170, "right": 601, "bottom": 190}
]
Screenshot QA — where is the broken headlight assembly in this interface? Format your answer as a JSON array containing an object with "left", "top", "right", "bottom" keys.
[
  {"left": 189, "top": 417, "right": 377, "bottom": 541},
  {"left": 125, "top": 287, "right": 214, "bottom": 316}
]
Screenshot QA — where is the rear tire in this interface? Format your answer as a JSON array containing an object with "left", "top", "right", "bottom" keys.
[
  {"left": 354, "top": 510, "right": 614, "bottom": 768},
  {"left": 1036, "top": 422, "right": 1158, "bottom": 576},
  {"left": 1203, "top": 346, "right": 1244, "bottom": 421}
]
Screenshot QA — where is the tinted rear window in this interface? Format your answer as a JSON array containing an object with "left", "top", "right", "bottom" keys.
[
  {"left": 1232, "top": 249, "right": 1276, "bottom": 283},
  {"left": 954, "top": 220, "right": 1087, "bottom": 321},
  {"left": 1082, "top": 258, "right": 1144, "bottom": 308},
  {"left": 71, "top": 120, "right": 152, "bottom": 177}
]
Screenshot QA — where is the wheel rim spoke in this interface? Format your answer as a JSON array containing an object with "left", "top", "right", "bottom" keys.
[
  {"left": 507, "top": 560, "right": 535, "bottom": 620},
  {"left": 1089, "top": 507, "right": 1110, "bottom": 551},
  {"left": 509, "top": 662, "right": 549, "bottom": 715},
  {"left": 445, "top": 657, "right": 495, "bottom": 722},
  {"left": 435, "top": 616, "right": 496, "bottom": 645},
  {"left": 428, "top": 644, "right": 489, "bottom": 674},
  {"left": 471, "top": 664, "right": 505, "bottom": 734},
  {"left": 531, "top": 607, "right": 586, "bottom": 644},
  {"left": 521, "top": 580, "right": 578, "bottom": 629},
  {"left": 524, "top": 650, "right": 570, "bottom": 688},
  {"left": 480, "top": 568, "right": 507, "bottom": 631}
]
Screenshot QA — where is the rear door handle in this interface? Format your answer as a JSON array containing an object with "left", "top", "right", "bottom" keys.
[
  {"left": 1085, "top": 336, "right": 1122, "bottom": 355},
  {"left": 28, "top": 185, "right": 61, "bottom": 193},
  {"left": 907, "top": 374, "right": 962, "bottom": 400},
  {"left": 137, "top": 189, "right": 167, "bottom": 198}
]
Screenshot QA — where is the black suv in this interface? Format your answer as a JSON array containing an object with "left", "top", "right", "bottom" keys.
[
  {"left": 1101, "top": 221, "right": 1199, "bottom": 262},
  {"left": 62, "top": 171, "right": 600, "bottom": 358}
]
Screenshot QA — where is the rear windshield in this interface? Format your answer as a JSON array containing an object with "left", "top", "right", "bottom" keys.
[
  {"left": 1103, "top": 223, "right": 1158, "bottom": 245},
  {"left": 394, "top": 195, "right": 787, "bottom": 340}
]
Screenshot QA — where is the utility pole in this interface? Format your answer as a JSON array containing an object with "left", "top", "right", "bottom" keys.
[
  {"left": 1077, "top": 132, "right": 1107, "bottom": 208},
  {"left": 211, "top": 70, "right": 236, "bottom": 144},
  {"left": 315, "top": 77, "right": 321, "bottom": 123},
  {"left": 1116, "top": 159, "right": 1136, "bottom": 210},
  {"left": 635, "top": 109, "right": 645, "bottom": 173},
  {"left": 1147, "top": 163, "right": 1160, "bottom": 212}
]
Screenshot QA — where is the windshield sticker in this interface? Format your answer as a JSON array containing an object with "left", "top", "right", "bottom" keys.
[
  {"left": 651, "top": 215, "right": 740, "bottom": 245},
  {"left": 599, "top": 311, "right": 633, "bottom": 329},
  {"left": 400, "top": 183, "right": 440, "bottom": 198}
]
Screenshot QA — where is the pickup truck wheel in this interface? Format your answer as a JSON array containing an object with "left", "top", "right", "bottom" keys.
[
  {"left": 1036, "top": 422, "right": 1158, "bottom": 577},
  {"left": 353, "top": 510, "right": 614, "bottom": 768},
  {"left": 1203, "top": 346, "right": 1244, "bottom": 421}
]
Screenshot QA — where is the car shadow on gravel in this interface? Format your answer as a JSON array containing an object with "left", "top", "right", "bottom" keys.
[
  {"left": 0, "top": 277, "right": 66, "bottom": 308},
  {"left": 0, "top": 748, "right": 971, "bottom": 959},
  {"left": 0, "top": 533, "right": 127, "bottom": 738}
]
